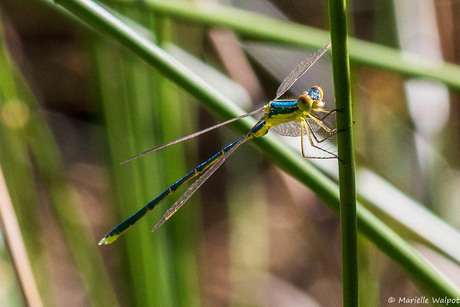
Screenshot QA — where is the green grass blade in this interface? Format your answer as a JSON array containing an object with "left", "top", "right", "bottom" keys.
[
  {"left": 328, "top": 0, "right": 358, "bottom": 305},
  {"left": 0, "top": 15, "right": 118, "bottom": 306},
  {"left": 93, "top": 38, "right": 174, "bottom": 305},
  {"left": 0, "top": 162, "right": 43, "bottom": 306},
  {"left": 0, "top": 43, "right": 52, "bottom": 306},
  {"left": 356, "top": 169, "right": 460, "bottom": 264},
  {"left": 110, "top": 0, "right": 460, "bottom": 90},
  {"left": 92, "top": 8, "right": 200, "bottom": 306},
  {"left": 154, "top": 14, "right": 202, "bottom": 307}
]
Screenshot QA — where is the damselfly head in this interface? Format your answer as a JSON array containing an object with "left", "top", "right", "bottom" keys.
[
  {"left": 308, "top": 86, "right": 324, "bottom": 109},
  {"left": 297, "top": 86, "right": 324, "bottom": 112}
]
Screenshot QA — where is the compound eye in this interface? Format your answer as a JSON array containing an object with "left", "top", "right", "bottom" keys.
[
  {"left": 297, "top": 94, "right": 307, "bottom": 104},
  {"left": 307, "top": 86, "right": 323, "bottom": 101},
  {"left": 307, "top": 86, "right": 324, "bottom": 109},
  {"left": 297, "top": 94, "right": 312, "bottom": 112}
]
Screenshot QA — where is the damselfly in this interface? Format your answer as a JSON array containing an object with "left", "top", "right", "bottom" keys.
[{"left": 99, "top": 44, "right": 336, "bottom": 245}]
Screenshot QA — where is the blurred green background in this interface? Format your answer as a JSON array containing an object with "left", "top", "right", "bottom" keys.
[{"left": 1, "top": 0, "right": 460, "bottom": 306}]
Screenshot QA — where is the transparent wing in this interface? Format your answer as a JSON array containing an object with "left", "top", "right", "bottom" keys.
[
  {"left": 306, "top": 115, "right": 336, "bottom": 142},
  {"left": 151, "top": 135, "right": 249, "bottom": 232},
  {"left": 272, "top": 121, "right": 302, "bottom": 137},
  {"left": 301, "top": 118, "right": 337, "bottom": 159},
  {"left": 122, "top": 107, "right": 265, "bottom": 164},
  {"left": 272, "top": 112, "right": 336, "bottom": 139},
  {"left": 275, "top": 44, "right": 331, "bottom": 100}
]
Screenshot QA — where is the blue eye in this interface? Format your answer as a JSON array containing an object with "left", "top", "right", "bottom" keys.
[{"left": 307, "top": 88, "right": 320, "bottom": 101}]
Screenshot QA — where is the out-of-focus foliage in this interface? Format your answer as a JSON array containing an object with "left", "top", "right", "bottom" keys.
[{"left": 0, "top": 0, "right": 459, "bottom": 306}]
